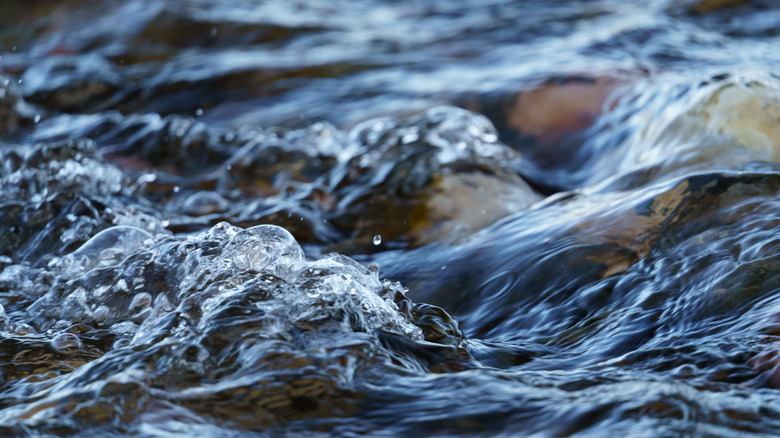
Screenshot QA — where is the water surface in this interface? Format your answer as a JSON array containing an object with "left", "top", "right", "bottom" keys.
[{"left": 3, "top": 0, "right": 780, "bottom": 436}]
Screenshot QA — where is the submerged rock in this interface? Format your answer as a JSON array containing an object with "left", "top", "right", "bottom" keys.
[
  {"left": 543, "top": 73, "right": 780, "bottom": 189},
  {"left": 629, "top": 75, "right": 780, "bottom": 172},
  {"left": 504, "top": 75, "right": 626, "bottom": 145},
  {"left": 28, "top": 106, "right": 540, "bottom": 250},
  {"left": 330, "top": 106, "right": 541, "bottom": 250},
  {"left": 687, "top": 0, "right": 744, "bottom": 14}
]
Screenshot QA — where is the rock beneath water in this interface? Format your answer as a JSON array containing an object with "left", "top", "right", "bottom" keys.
[
  {"left": 460, "top": 73, "right": 635, "bottom": 191},
  {"left": 625, "top": 74, "right": 780, "bottom": 177},
  {"left": 505, "top": 75, "right": 626, "bottom": 146},
  {"left": 217, "top": 121, "right": 343, "bottom": 195},
  {"left": 21, "top": 106, "right": 541, "bottom": 249},
  {"left": 20, "top": 54, "right": 121, "bottom": 113},
  {"left": 686, "top": 0, "right": 745, "bottom": 14},
  {"left": 330, "top": 106, "right": 541, "bottom": 251},
  {"left": 682, "top": 80, "right": 780, "bottom": 158}
]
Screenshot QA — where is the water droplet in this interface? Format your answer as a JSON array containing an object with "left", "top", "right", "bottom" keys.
[
  {"left": 196, "top": 108, "right": 204, "bottom": 116},
  {"left": 33, "top": 115, "right": 41, "bottom": 123},
  {"left": 373, "top": 235, "right": 382, "bottom": 245},
  {"left": 173, "top": 186, "right": 180, "bottom": 193}
]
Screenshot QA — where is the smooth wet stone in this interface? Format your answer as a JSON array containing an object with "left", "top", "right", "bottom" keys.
[
  {"left": 686, "top": 80, "right": 780, "bottom": 158},
  {"left": 505, "top": 75, "right": 626, "bottom": 145},
  {"left": 460, "top": 73, "right": 637, "bottom": 191},
  {"left": 621, "top": 75, "right": 780, "bottom": 179}
]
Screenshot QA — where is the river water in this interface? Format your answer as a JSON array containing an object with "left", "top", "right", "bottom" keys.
[{"left": 3, "top": 0, "right": 780, "bottom": 436}]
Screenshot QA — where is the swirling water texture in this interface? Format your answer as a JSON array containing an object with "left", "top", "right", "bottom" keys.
[{"left": 3, "top": 0, "right": 780, "bottom": 436}]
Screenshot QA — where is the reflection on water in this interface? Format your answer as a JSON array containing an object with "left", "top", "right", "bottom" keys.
[{"left": 4, "top": 0, "right": 780, "bottom": 436}]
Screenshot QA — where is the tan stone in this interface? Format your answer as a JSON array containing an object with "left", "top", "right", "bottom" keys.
[{"left": 507, "top": 76, "right": 626, "bottom": 143}]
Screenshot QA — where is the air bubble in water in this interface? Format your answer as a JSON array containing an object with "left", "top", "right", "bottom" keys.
[
  {"left": 373, "top": 235, "right": 382, "bottom": 245},
  {"left": 227, "top": 224, "right": 304, "bottom": 277},
  {"left": 50, "top": 332, "right": 83, "bottom": 355},
  {"left": 68, "top": 226, "right": 154, "bottom": 276},
  {"left": 182, "top": 191, "right": 229, "bottom": 216}
]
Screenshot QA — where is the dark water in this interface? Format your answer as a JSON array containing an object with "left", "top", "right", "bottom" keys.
[{"left": 3, "top": 0, "right": 780, "bottom": 436}]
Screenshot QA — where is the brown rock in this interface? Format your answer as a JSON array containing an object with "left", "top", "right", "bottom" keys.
[{"left": 507, "top": 75, "right": 625, "bottom": 144}]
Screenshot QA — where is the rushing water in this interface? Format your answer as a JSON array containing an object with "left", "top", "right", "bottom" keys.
[{"left": 4, "top": 0, "right": 780, "bottom": 436}]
